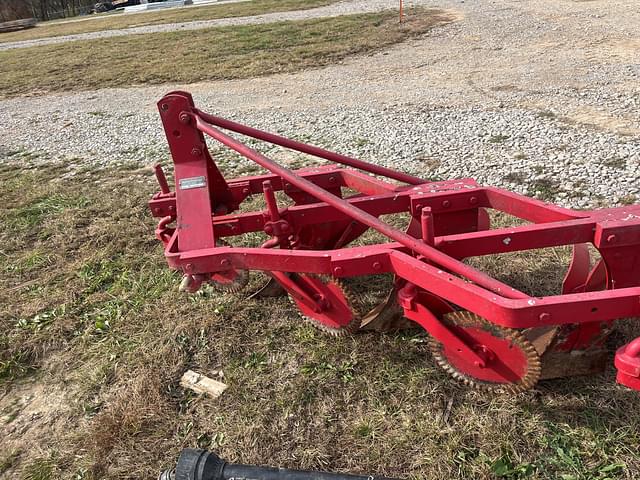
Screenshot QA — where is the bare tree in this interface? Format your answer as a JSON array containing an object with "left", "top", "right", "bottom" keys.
[
  {"left": 0, "top": 0, "right": 113, "bottom": 21},
  {"left": 0, "top": 0, "right": 34, "bottom": 21}
]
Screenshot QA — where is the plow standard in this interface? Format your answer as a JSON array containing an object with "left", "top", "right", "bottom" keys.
[{"left": 149, "top": 91, "right": 640, "bottom": 393}]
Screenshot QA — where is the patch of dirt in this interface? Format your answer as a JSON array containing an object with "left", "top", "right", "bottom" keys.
[
  {"left": 0, "top": 381, "right": 75, "bottom": 475},
  {"left": 559, "top": 106, "right": 638, "bottom": 136}
]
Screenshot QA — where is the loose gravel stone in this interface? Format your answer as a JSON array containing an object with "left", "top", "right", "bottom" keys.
[{"left": 1, "top": 0, "right": 638, "bottom": 209}]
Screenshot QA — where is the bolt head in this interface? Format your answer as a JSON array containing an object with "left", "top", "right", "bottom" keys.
[
  {"left": 469, "top": 196, "right": 478, "bottom": 205},
  {"left": 264, "top": 225, "right": 273, "bottom": 235},
  {"left": 185, "top": 263, "right": 194, "bottom": 272},
  {"left": 191, "top": 147, "right": 202, "bottom": 157},
  {"left": 372, "top": 261, "right": 382, "bottom": 270},
  {"left": 220, "top": 259, "right": 230, "bottom": 267},
  {"left": 539, "top": 312, "right": 551, "bottom": 322},
  {"left": 333, "top": 266, "right": 344, "bottom": 276},
  {"left": 607, "top": 234, "right": 617, "bottom": 243},
  {"left": 442, "top": 200, "right": 451, "bottom": 208},
  {"left": 179, "top": 112, "right": 190, "bottom": 124}
]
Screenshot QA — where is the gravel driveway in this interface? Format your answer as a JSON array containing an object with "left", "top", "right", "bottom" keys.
[{"left": 1, "top": 0, "right": 638, "bottom": 208}]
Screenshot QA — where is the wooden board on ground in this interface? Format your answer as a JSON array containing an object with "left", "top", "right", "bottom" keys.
[{"left": 180, "top": 370, "right": 228, "bottom": 398}]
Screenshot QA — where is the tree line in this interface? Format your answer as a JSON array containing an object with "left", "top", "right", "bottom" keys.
[{"left": 0, "top": 0, "right": 100, "bottom": 22}]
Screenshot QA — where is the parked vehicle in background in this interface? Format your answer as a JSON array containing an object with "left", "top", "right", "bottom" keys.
[{"left": 93, "top": 1, "right": 115, "bottom": 13}]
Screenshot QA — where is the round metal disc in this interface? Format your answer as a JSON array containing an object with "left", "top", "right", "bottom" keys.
[
  {"left": 429, "top": 311, "right": 541, "bottom": 393},
  {"left": 210, "top": 239, "right": 249, "bottom": 293},
  {"left": 290, "top": 274, "right": 361, "bottom": 336},
  {"left": 209, "top": 268, "right": 249, "bottom": 294}
]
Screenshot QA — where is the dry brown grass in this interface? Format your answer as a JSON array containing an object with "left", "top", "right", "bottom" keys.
[
  {"left": 1, "top": 155, "right": 639, "bottom": 480},
  {"left": 0, "top": 0, "right": 341, "bottom": 43},
  {"left": 0, "top": 9, "right": 450, "bottom": 98}
]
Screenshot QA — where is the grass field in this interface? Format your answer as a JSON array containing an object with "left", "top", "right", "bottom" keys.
[
  {"left": 0, "top": 0, "right": 340, "bottom": 43},
  {"left": 0, "top": 9, "right": 449, "bottom": 98},
  {"left": 0, "top": 151, "right": 639, "bottom": 479}
]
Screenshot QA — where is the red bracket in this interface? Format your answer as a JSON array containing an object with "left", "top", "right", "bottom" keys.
[
  {"left": 398, "top": 283, "right": 487, "bottom": 367},
  {"left": 158, "top": 91, "right": 237, "bottom": 252},
  {"left": 615, "top": 337, "right": 640, "bottom": 391}
]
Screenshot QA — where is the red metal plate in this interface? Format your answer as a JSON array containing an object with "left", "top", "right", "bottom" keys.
[
  {"left": 291, "top": 275, "right": 356, "bottom": 331},
  {"left": 441, "top": 326, "right": 529, "bottom": 383}
]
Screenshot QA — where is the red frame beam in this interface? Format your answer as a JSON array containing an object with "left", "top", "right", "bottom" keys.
[
  {"left": 193, "top": 113, "right": 528, "bottom": 300},
  {"left": 195, "top": 109, "right": 426, "bottom": 186}
]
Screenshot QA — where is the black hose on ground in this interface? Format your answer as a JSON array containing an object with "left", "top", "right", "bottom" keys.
[{"left": 159, "top": 449, "right": 401, "bottom": 480}]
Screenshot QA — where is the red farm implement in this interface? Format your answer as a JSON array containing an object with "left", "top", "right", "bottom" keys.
[{"left": 149, "top": 91, "right": 640, "bottom": 393}]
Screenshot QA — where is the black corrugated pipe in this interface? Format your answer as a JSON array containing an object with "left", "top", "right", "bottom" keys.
[{"left": 159, "top": 449, "right": 401, "bottom": 480}]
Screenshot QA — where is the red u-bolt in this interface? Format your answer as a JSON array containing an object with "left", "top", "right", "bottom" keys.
[{"left": 155, "top": 216, "right": 174, "bottom": 244}]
